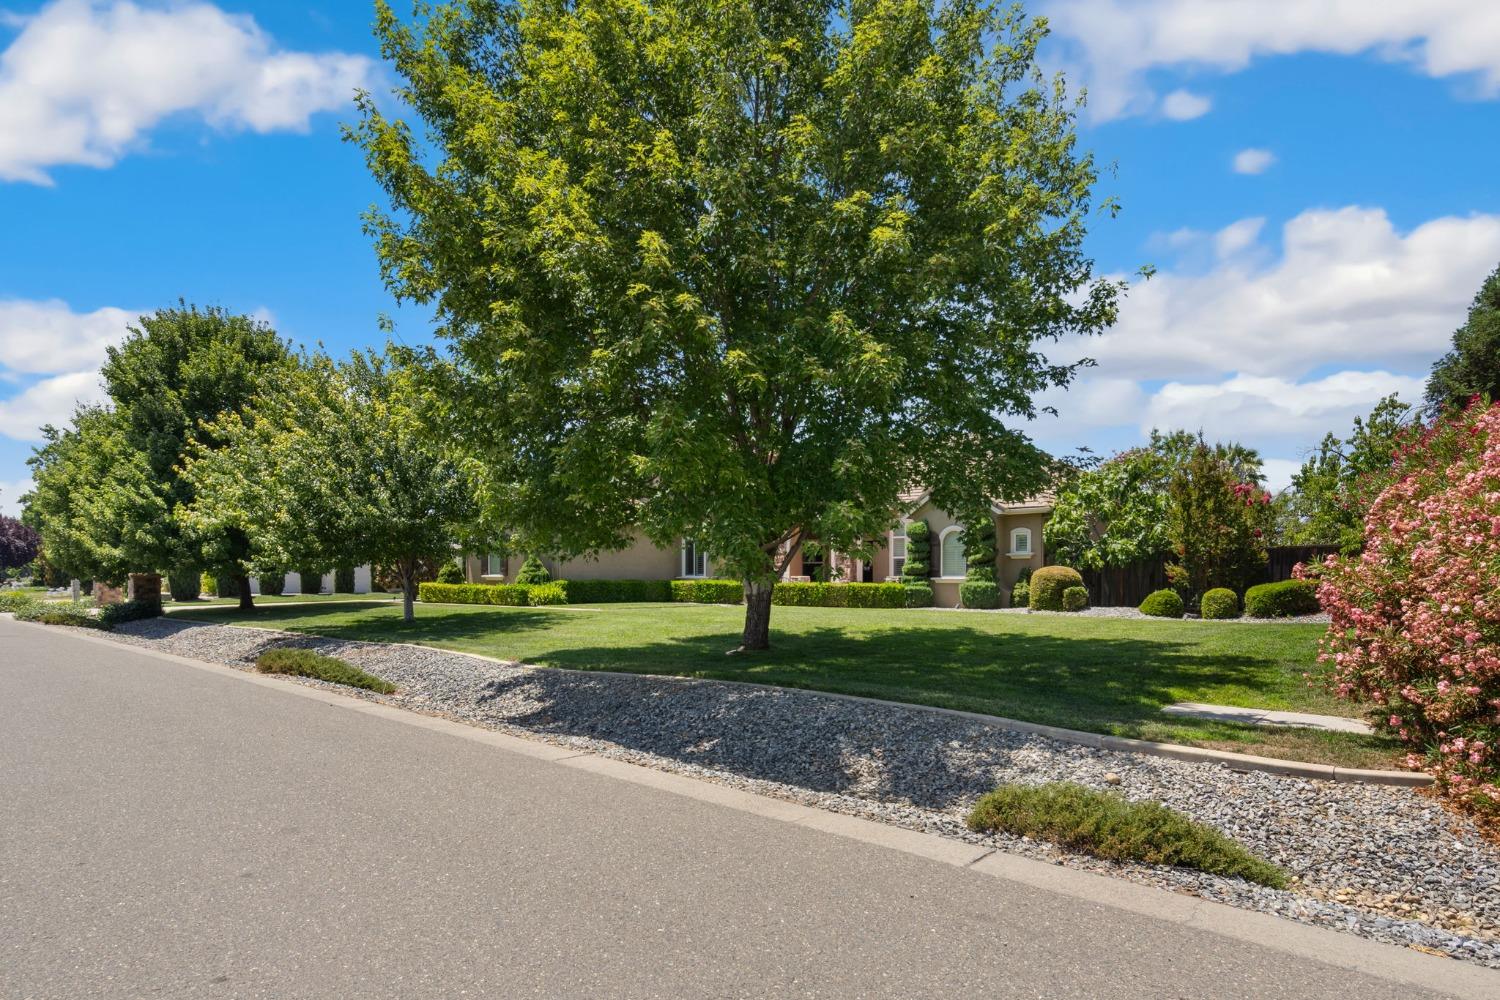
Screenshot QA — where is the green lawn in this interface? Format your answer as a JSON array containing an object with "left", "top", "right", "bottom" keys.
[{"left": 169, "top": 600, "right": 1399, "bottom": 769}]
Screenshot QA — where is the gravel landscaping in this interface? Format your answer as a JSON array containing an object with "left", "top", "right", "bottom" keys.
[
  {"left": 988, "top": 606, "right": 1332, "bottom": 624},
  {"left": 106, "top": 617, "right": 1499, "bottom": 968}
]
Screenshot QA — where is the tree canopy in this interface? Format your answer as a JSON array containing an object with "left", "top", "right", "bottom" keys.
[
  {"left": 351, "top": 0, "right": 1119, "bottom": 647},
  {"left": 0, "top": 513, "right": 40, "bottom": 573},
  {"left": 1425, "top": 264, "right": 1500, "bottom": 415}
]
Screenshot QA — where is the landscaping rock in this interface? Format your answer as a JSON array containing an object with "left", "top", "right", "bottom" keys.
[{"left": 106, "top": 617, "right": 1499, "bottom": 969}]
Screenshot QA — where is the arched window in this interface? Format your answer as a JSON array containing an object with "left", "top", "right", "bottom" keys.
[
  {"left": 1009, "top": 527, "right": 1032, "bottom": 557},
  {"left": 939, "top": 526, "right": 966, "bottom": 578}
]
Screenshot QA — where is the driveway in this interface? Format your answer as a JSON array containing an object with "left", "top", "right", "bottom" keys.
[{"left": 1, "top": 617, "right": 1493, "bottom": 999}]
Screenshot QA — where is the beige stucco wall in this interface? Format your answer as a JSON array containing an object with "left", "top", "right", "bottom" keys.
[
  {"left": 904, "top": 503, "right": 1050, "bottom": 608},
  {"left": 468, "top": 531, "right": 690, "bottom": 583}
]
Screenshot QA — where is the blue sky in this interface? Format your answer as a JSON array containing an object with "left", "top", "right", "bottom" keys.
[{"left": 2, "top": 0, "right": 1499, "bottom": 515}]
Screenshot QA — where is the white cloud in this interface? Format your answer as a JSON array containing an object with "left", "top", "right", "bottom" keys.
[
  {"left": 0, "top": 0, "right": 375, "bottom": 183},
  {"left": 1232, "top": 148, "right": 1276, "bottom": 175},
  {"left": 0, "top": 478, "right": 33, "bottom": 517},
  {"left": 1159, "top": 88, "right": 1211, "bottom": 120},
  {"left": 1046, "top": 0, "right": 1500, "bottom": 121},
  {"left": 0, "top": 299, "right": 135, "bottom": 375},
  {"left": 1260, "top": 459, "right": 1302, "bottom": 494},
  {"left": 1065, "top": 206, "right": 1500, "bottom": 381},
  {"left": 0, "top": 371, "right": 108, "bottom": 441}
]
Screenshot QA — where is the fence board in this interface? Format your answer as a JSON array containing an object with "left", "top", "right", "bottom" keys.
[{"left": 1053, "top": 544, "right": 1344, "bottom": 608}]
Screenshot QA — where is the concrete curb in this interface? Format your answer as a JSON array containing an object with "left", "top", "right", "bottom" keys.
[
  {"left": 8, "top": 616, "right": 1496, "bottom": 999},
  {"left": 153, "top": 610, "right": 1431, "bottom": 787}
]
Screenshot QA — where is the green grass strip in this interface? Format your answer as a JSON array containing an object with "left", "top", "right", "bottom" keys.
[
  {"left": 255, "top": 648, "right": 397, "bottom": 694},
  {"left": 966, "top": 782, "right": 1287, "bottom": 888}
]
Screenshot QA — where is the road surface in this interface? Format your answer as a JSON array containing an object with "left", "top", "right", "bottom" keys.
[{"left": 1, "top": 616, "right": 1493, "bottom": 999}]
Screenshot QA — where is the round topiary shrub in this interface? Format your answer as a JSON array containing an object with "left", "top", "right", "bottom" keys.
[
  {"left": 1062, "top": 585, "right": 1088, "bottom": 612},
  {"left": 960, "top": 580, "right": 1000, "bottom": 609},
  {"left": 1139, "top": 589, "right": 1185, "bottom": 618},
  {"left": 515, "top": 555, "right": 551, "bottom": 585},
  {"left": 1200, "top": 587, "right": 1240, "bottom": 620},
  {"left": 436, "top": 561, "right": 465, "bottom": 584},
  {"left": 1029, "top": 565, "right": 1084, "bottom": 611}
]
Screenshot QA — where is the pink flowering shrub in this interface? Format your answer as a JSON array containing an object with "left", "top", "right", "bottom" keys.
[{"left": 1309, "top": 399, "right": 1500, "bottom": 814}]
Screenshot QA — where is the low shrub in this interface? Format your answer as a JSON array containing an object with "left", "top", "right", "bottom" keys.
[
  {"left": 525, "top": 582, "right": 568, "bottom": 606},
  {"left": 298, "top": 569, "right": 325, "bottom": 596},
  {"left": 14, "top": 601, "right": 102, "bottom": 629},
  {"left": 844, "top": 582, "right": 908, "bottom": 609},
  {"left": 0, "top": 590, "right": 41, "bottom": 613},
  {"left": 959, "top": 580, "right": 1000, "bottom": 610},
  {"left": 334, "top": 565, "right": 356, "bottom": 594},
  {"left": 772, "top": 582, "right": 846, "bottom": 607},
  {"left": 215, "top": 575, "right": 240, "bottom": 599},
  {"left": 259, "top": 571, "right": 287, "bottom": 597},
  {"left": 903, "top": 583, "right": 934, "bottom": 608},
  {"left": 966, "top": 782, "right": 1285, "bottom": 889},
  {"left": 99, "top": 599, "right": 161, "bottom": 628},
  {"left": 1139, "top": 589, "right": 1185, "bottom": 618},
  {"left": 167, "top": 570, "right": 201, "bottom": 602},
  {"left": 670, "top": 579, "right": 744, "bottom": 604},
  {"left": 436, "top": 561, "right": 465, "bottom": 584},
  {"left": 1029, "top": 566, "right": 1084, "bottom": 611},
  {"left": 515, "top": 555, "right": 551, "bottom": 585},
  {"left": 255, "top": 648, "right": 396, "bottom": 694},
  {"left": 1244, "top": 579, "right": 1319, "bottom": 618},
  {"left": 418, "top": 581, "right": 531, "bottom": 606},
  {"left": 200, "top": 571, "right": 216, "bottom": 597},
  {"left": 557, "top": 578, "right": 672, "bottom": 604},
  {"left": 1200, "top": 588, "right": 1240, "bottom": 620},
  {"left": 1062, "top": 585, "right": 1089, "bottom": 612},
  {"left": 1010, "top": 580, "right": 1029, "bottom": 609}
]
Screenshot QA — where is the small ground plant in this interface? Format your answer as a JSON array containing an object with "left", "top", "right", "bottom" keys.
[
  {"left": 255, "top": 648, "right": 396, "bottom": 694},
  {"left": 1200, "top": 588, "right": 1240, "bottom": 620},
  {"left": 966, "top": 782, "right": 1286, "bottom": 888},
  {"left": 1062, "top": 586, "right": 1088, "bottom": 612},
  {"left": 1138, "top": 589, "right": 1184, "bottom": 618},
  {"left": 1029, "top": 566, "right": 1083, "bottom": 611}
]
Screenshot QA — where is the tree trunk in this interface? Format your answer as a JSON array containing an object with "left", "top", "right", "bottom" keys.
[
  {"left": 235, "top": 573, "right": 254, "bottom": 612},
  {"left": 738, "top": 579, "right": 774, "bottom": 651},
  {"left": 400, "top": 559, "right": 416, "bottom": 623}
]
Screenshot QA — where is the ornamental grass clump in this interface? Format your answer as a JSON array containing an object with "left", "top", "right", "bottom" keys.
[
  {"left": 1313, "top": 398, "right": 1500, "bottom": 815},
  {"left": 966, "top": 782, "right": 1286, "bottom": 888},
  {"left": 255, "top": 648, "right": 396, "bottom": 694}
]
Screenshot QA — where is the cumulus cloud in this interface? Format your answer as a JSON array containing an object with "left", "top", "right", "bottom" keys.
[
  {"left": 1045, "top": 0, "right": 1500, "bottom": 120},
  {"left": 0, "top": 371, "right": 108, "bottom": 441},
  {"left": 1232, "top": 148, "right": 1276, "bottom": 175},
  {"left": 0, "top": 299, "right": 135, "bottom": 375},
  {"left": 0, "top": 478, "right": 33, "bottom": 517},
  {"left": 1159, "top": 88, "right": 1211, "bottom": 120},
  {"left": 1064, "top": 206, "right": 1500, "bottom": 380},
  {"left": 0, "top": 0, "right": 375, "bottom": 183}
]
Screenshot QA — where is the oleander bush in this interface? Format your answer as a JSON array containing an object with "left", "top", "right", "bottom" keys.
[
  {"left": 1243, "top": 579, "right": 1319, "bottom": 618},
  {"left": 436, "top": 561, "right": 466, "bottom": 584},
  {"left": 418, "top": 581, "right": 531, "bottom": 606},
  {"left": 1200, "top": 588, "right": 1240, "bottom": 620},
  {"left": 514, "top": 555, "right": 551, "bottom": 585},
  {"left": 959, "top": 580, "right": 1000, "bottom": 609},
  {"left": 1313, "top": 398, "right": 1500, "bottom": 814},
  {"left": 966, "top": 783, "right": 1285, "bottom": 888},
  {"left": 1138, "top": 589, "right": 1185, "bottom": 618},
  {"left": 1028, "top": 565, "right": 1084, "bottom": 611},
  {"left": 670, "top": 579, "right": 744, "bottom": 604},
  {"left": 255, "top": 648, "right": 396, "bottom": 694},
  {"left": 1062, "top": 585, "right": 1088, "bottom": 612}
]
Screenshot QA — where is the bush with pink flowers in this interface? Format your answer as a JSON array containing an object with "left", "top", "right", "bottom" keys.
[{"left": 1310, "top": 399, "right": 1500, "bottom": 815}]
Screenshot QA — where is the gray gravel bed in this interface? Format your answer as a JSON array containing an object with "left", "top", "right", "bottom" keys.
[
  {"left": 985, "top": 606, "right": 1332, "bottom": 624},
  {"left": 107, "top": 618, "right": 1498, "bottom": 967}
]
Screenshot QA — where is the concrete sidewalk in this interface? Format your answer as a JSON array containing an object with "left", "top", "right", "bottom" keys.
[{"left": 2, "top": 617, "right": 1494, "bottom": 999}]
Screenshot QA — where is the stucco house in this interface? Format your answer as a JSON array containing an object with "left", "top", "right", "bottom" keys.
[{"left": 465, "top": 490, "right": 1052, "bottom": 608}]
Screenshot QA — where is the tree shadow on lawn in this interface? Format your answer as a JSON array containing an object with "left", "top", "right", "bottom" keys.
[{"left": 171, "top": 602, "right": 568, "bottom": 646}]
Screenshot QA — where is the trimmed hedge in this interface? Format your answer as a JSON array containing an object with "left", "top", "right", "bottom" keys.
[
  {"left": 1062, "top": 585, "right": 1089, "bottom": 612},
  {"left": 526, "top": 582, "right": 567, "bottom": 605},
  {"left": 960, "top": 580, "right": 1001, "bottom": 609},
  {"left": 99, "top": 599, "right": 161, "bottom": 628},
  {"left": 846, "top": 582, "right": 908, "bottom": 608},
  {"left": 1201, "top": 588, "right": 1240, "bottom": 620},
  {"left": 671, "top": 579, "right": 744, "bottom": 604},
  {"left": 298, "top": 569, "right": 325, "bottom": 595},
  {"left": 419, "top": 581, "right": 531, "bottom": 606},
  {"left": 772, "top": 581, "right": 909, "bottom": 608},
  {"left": 1029, "top": 566, "right": 1084, "bottom": 611},
  {"left": 559, "top": 578, "right": 673, "bottom": 603},
  {"left": 1139, "top": 589, "right": 1185, "bottom": 618},
  {"left": 903, "top": 583, "right": 934, "bottom": 608},
  {"left": 334, "top": 565, "right": 356, "bottom": 594},
  {"left": 14, "top": 601, "right": 102, "bottom": 629},
  {"left": 1244, "top": 579, "right": 1319, "bottom": 618}
]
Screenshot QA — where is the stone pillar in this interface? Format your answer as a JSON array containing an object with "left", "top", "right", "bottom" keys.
[
  {"left": 94, "top": 582, "right": 125, "bottom": 606},
  {"left": 70, "top": 579, "right": 80, "bottom": 603},
  {"left": 128, "top": 573, "right": 163, "bottom": 611}
]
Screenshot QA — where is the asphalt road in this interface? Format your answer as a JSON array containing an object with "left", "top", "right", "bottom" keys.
[{"left": 1, "top": 617, "right": 1493, "bottom": 999}]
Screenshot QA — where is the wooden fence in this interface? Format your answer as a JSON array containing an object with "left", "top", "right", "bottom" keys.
[{"left": 1057, "top": 544, "right": 1344, "bottom": 607}]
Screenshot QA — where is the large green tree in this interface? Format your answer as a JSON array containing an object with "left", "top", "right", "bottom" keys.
[
  {"left": 184, "top": 349, "right": 476, "bottom": 622},
  {"left": 352, "top": 0, "right": 1119, "bottom": 648},
  {"left": 1043, "top": 446, "right": 1171, "bottom": 573},
  {"left": 1425, "top": 264, "right": 1500, "bottom": 415},
  {"left": 1281, "top": 394, "right": 1414, "bottom": 552}
]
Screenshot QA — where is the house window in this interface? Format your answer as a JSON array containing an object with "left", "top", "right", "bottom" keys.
[
  {"left": 890, "top": 522, "right": 908, "bottom": 579},
  {"left": 681, "top": 539, "right": 708, "bottom": 578},
  {"left": 938, "top": 526, "right": 965, "bottom": 579},
  {"left": 1009, "top": 528, "right": 1032, "bottom": 557},
  {"left": 485, "top": 553, "right": 504, "bottom": 576}
]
